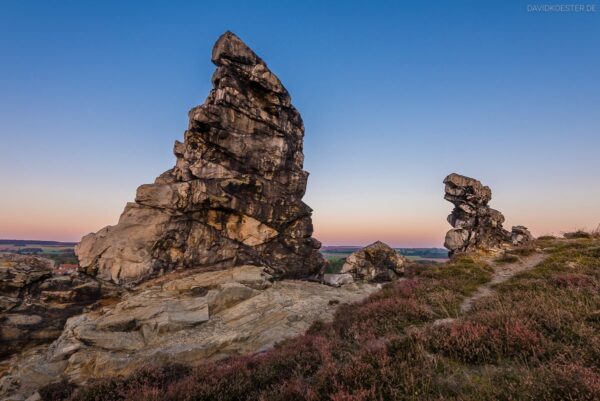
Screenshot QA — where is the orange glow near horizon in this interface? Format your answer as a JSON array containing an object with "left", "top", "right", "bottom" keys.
[
  {"left": 1, "top": 187, "right": 598, "bottom": 246},
  {"left": 2, "top": 216, "right": 598, "bottom": 247}
]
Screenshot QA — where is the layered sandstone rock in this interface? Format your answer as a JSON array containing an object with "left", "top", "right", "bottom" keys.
[
  {"left": 76, "top": 31, "right": 324, "bottom": 285},
  {"left": 443, "top": 173, "right": 534, "bottom": 256},
  {"left": 0, "top": 254, "right": 102, "bottom": 361},
  {"left": 323, "top": 241, "right": 406, "bottom": 286},
  {"left": 0, "top": 266, "right": 377, "bottom": 400}
]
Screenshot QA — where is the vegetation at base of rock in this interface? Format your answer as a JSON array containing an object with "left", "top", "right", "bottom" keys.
[
  {"left": 323, "top": 257, "right": 345, "bottom": 274},
  {"left": 42, "top": 237, "right": 600, "bottom": 401}
]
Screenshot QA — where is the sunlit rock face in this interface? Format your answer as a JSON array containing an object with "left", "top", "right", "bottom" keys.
[
  {"left": 443, "top": 173, "right": 533, "bottom": 256},
  {"left": 76, "top": 31, "right": 325, "bottom": 285}
]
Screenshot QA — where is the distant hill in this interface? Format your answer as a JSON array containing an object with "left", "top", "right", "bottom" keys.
[
  {"left": 0, "top": 240, "right": 77, "bottom": 246},
  {"left": 0, "top": 240, "right": 78, "bottom": 264}
]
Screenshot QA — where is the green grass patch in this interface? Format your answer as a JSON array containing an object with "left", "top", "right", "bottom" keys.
[{"left": 323, "top": 257, "right": 346, "bottom": 274}]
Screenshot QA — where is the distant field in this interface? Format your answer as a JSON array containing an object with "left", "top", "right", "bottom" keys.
[
  {"left": 0, "top": 240, "right": 77, "bottom": 246},
  {"left": 321, "top": 246, "right": 448, "bottom": 263},
  {"left": 0, "top": 240, "right": 448, "bottom": 267},
  {"left": 320, "top": 246, "right": 448, "bottom": 274},
  {"left": 0, "top": 244, "right": 74, "bottom": 252},
  {"left": 0, "top": 240, "right": 77, "bottom": 264}
]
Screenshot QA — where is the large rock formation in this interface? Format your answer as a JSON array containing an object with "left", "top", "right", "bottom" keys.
[
  {"left": 0, "top": 254, "right": 102, "bottom": 361},
  {"left": 0, "top": 266, "right": 377, "bottom": 400},
  {"left": 323, "top": 241, "right": 406, "bottom": 286},
  {"left": 443, "top": 173, "right": 533, "bottom": 256},
  {"left": 76, "top": 31, "right": 325, "bottom": 285}
]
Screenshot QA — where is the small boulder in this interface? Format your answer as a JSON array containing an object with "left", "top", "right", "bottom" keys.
[
  {"left": 340, "top": 241, "right": 406, "bottom": 282},
  {"left": 511, "top": 226, "right": 534, "bottom": 246}
]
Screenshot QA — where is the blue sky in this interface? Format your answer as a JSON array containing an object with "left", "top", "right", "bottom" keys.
[{"left": 0, "top": 0, "right": 599, "bottom": 246}]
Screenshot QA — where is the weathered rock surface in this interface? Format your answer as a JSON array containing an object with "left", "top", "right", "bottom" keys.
[
  {"left": 510, "top": 225, "right": 534, "bottom": 246},
  {"left": 0, "top": 266, "right": 377, "bottom": 400},
  {"left": 443, "top": 173, "right": 534, "bottom": 256},
  {"left": 325, "top": 241, "right": 406, "bottom": 285},
  {"left": 76, "top": 31, "right": 325, "bottom": 285},
  {"left": 0, "top": 254, "right": 103, "bottom": 362}
]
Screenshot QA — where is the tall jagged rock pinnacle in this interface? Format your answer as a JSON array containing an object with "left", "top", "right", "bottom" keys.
[
  {"left": 76, "top": 32, "right": 325, "bottom": 284},
  {"left": 443, "top": 173, "right": 533, "bottom": 256}
]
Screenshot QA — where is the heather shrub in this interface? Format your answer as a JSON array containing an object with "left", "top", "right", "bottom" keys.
[
  {"left": 526, "top": 363, "right": 600, "bottom": 401},
  {"left": 70, "top": 364, "right": 191, "bottom": 401},
  {"left": 426, "top": 314, "right": 545, "bottom": 364},
  {"left": 39, "top": 380, "right": 76, "bottom": 401},
  {"left": 331, "top": 296, "right": 434, "bottom": 340},
  {"left": 551, "top": 273, "right": 596, "bottom": 288}
]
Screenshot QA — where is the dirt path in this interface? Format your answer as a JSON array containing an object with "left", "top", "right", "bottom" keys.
[{"left": 434, "top": 252, "right": 546, "bottom": 325}]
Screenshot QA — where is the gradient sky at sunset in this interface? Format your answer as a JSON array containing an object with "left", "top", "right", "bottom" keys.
[{"left": 1, "top": 1, "right": 599, "bottom": 247}]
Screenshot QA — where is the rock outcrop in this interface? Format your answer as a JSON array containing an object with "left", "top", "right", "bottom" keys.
[
  {"left": 510, "top": 225, "right": 534, "bottom": 246},
  {"left": 0, "top": 266, "right": 377, "bottom": 400},
  {"left": 76, "top": 31, "right": 325, "bottom": 285},
  {"left": 0, "top": 254, "right": 103, "bottom": 361},
  {"left": 323, "top": 241, "right": 406, "bottom": 286},
  {"left": 443, "top": 173, "right": 534, "bottom": 256}
]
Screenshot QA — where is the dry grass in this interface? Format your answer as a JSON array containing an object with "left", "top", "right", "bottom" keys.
[{"left": 495, "top": 254, "right": 520, "bottom": 264}]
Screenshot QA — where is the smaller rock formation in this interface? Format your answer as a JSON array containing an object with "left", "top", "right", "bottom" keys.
[
  {"left": 323, "top": 241, "right": 406, "bottom": 286},
  {"left": 0, "top": 254, "right": 104, "bottom": 361},
  {"left": 510, "top": 225, "right": 534, "bottom": 246},
  {"left": 443, "top": 173, "right": 534, "bottom": 256}
]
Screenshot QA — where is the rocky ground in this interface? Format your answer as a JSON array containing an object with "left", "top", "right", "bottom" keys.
[
  {"left": 40, "top": 237, "right": 599, "bottom": 401},
  {"left": 0, "top": 265, "right": 378, "bottom": 400}
]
